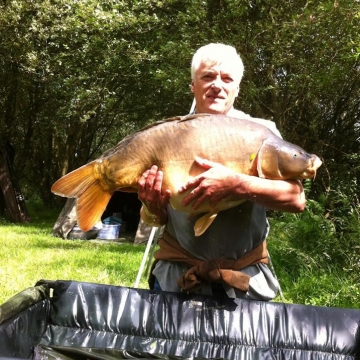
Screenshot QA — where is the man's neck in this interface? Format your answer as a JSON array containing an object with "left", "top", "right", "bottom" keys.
[{"left": 226, "top": 108, "right": 247, "bottom": 118}]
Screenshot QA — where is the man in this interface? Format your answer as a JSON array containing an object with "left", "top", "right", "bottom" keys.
[{"left": 138, "top": 43, "right": 305, "bottom": 300}]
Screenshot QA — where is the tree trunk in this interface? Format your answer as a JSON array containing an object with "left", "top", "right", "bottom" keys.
[{"left": 0, "top": 147, "right": 30, "bottom": 223}]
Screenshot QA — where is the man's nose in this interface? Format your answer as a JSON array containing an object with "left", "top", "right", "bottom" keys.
[{"left": 212, "top": 77, "right": 222, "bottom": 89}]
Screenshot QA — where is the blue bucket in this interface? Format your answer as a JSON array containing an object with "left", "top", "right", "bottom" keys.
[{"left": 97, "top": 224, "right": 120, "bottom": 240}]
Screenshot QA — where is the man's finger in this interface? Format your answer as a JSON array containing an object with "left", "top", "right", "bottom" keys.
[
  {"left": 192, "top": 193, "right": 208, "bottom": 210},
  {"left": 145, "top": 166, "right": 159, "bottom": 186},
  {"left": 195, "top": 156, "right": 220, "bottom": 169},
  {"left": 147, "top": 165, "right": 158, "bottom": 178},
  {"left": 181, "top": 188, "right": 200, "bottom": 206},
  {"left": 153, "top": 170, "right": 164, "bottom": 191},
  {"left": 178, "top": 177, "right": 202, "bottom": 193},
  {"left": 161, "top": 189, "right": 171, "bottom": 207},
  {"left": 138, "top": 171, "right": 149, "bottom": 189}
]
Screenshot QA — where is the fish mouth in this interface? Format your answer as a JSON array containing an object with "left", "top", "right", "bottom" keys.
[
  {"left": 304, "top": 169, "right": 317, "bottom": 179},
  {"left": 303, "top": 156, "right": 322, "bottom": 179},
  {"left": 313, "top": 156, "right": 322, "bottom": 169}
]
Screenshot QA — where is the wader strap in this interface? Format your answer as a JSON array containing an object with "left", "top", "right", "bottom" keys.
[{"left": 150, "top": 230, "right": 269, "bottom": 293}]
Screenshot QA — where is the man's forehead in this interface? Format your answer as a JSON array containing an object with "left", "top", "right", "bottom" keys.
[{"left": 198, "top": 60, "right": 237, "bottom": 75}]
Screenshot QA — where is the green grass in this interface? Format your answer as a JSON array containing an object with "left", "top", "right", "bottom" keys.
[
  {"left": 268, "top": 242, "right": 360, "bottom": 308},
  {"left": 267, "top": 213, "right": 360, "bottom": 309},
  {"left": 1, "top": 206, "right": 359, "bottom": 309},
  {"left": 0, "top": 209, "right": 150, "bottom": 305}
]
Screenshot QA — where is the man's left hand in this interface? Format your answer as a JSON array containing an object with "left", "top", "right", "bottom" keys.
[{"left": 178, "top": 157, "right": 246, "bottom": 210}]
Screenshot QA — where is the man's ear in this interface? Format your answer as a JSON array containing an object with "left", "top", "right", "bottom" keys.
[
  {"left": 190, "top": 81, "right": 195, "bottom": 93},
  {"left": 235, "top": 85, "right": 240, "bottom": 97}
]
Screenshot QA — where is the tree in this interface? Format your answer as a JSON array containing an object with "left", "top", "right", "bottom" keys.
[{"left": 0, "top": 0, "right": 359, "bottom": 220}]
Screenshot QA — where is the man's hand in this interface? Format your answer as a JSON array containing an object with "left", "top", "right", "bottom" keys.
[
  {"left": 138, "top": 165, "right": 171, "bottom": 224},
  {"left": 178, "top": 157, "right": 246, "bottom": 210},
  {"left": 179, "top": 157, "right": 306, "bottom": 213}
]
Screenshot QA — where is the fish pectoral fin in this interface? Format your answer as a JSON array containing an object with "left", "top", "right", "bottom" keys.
[
  {"left": 257, "top": 140, "right": 281, "bottom": 179},
  {"left": 248, "top": 152, "right": 259, "bottom": 177},
  {"left": 77, "top": 182, "right": 113, "bottom": 231},
  {"left": 194, "top": 211, "right": 218, "bottom": 236}
]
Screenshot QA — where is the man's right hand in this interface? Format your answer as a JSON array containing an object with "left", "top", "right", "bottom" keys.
[{"left": 138, "top": 165, "right": 171, "bottom": 225}]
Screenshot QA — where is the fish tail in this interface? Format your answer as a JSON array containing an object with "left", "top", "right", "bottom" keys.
[
  {"left": 51, "top": 162, "right": 98, "bottom": 198},
  {"left": 76, "top": 182, "right": 113, "bottom": 231},
  {"left": 51, "top": 162, "right": 113, "bottom": 231},
  {"left": 194, "top": 211, "right": 218, "bottom": 236}
]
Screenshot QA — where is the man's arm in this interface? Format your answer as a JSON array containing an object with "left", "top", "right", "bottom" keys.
[{"left": 178, "top": 157, "right": 305, "bottom": 213}]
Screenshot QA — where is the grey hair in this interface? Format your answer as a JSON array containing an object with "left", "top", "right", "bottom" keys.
[{"left": 191, "top": 43, "right": 244, "bottom": 85}]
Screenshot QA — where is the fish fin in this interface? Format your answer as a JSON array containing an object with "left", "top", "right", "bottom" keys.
[
  {"left": 248, "top": 153, "right": 259, "bottom": 176},
  {"left": 256, "top": 151, "right": 265, "bottom": 178},
  {"left": 194, "top": 211, "right": 218, "bottom": 236},
  {"left": 51, "top": 161, "right": 113, "bottom": 231},
  {"left": 51, "top": 162, "right": 97, "bottom": 198},
  {"left": 135, "top": 114, "right": 210, "bottom": 134},
  {"left": 77, "top": 183, "right": 113, "bottom": 231},
  {"left": 257, "top": 140, "right": 281, "bottom": 179},
  {"left": 137, "top": 116, "right": 183, "bottom": 132}
]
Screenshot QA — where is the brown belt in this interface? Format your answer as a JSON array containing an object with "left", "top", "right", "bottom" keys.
[{"left": 152, "top": 230, "right": 269, "bottom": 293}]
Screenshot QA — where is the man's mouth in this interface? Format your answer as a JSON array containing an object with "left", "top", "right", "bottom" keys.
[{"left": 206, "top": 93, "right": 224, "bottom": 100}]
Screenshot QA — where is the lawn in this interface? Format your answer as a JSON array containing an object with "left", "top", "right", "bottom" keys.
[
  {"left": 1, "top": 206, "right": 359, "bottom": 309},
  {"left": 0, "top": 209, "right": 150, "bottom": 304}
]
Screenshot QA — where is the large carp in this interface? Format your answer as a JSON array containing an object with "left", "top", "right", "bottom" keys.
[{"left": 51, "top": 113, "right": 322, "bottom": 236}]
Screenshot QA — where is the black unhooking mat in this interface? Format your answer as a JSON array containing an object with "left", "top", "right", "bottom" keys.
[{"left": 0, "top": 280, "right": 359, "bottom": 360}]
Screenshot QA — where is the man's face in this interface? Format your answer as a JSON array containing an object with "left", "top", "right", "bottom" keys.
[{"left": 191, "top": 61, "right": 240, "bottom": 115}]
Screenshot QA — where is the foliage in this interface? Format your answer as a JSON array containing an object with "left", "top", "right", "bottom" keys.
[
  {"left": 1, "top": 0, "right": 359, "bottom": 201},
  {"left": 268, "top": 184, "right": 360, "bottom": 308}
]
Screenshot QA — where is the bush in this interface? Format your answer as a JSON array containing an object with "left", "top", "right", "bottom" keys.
[{"left": 268, "top": 184, "right": 360, "bottom": 308}]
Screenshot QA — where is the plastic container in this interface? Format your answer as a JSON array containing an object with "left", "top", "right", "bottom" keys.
[
  {"left": 103, "top": 216, "right": 122, "bottom": 225},
  {"left": 97, "top": 224, "right": 120, "bottom": 240}
]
